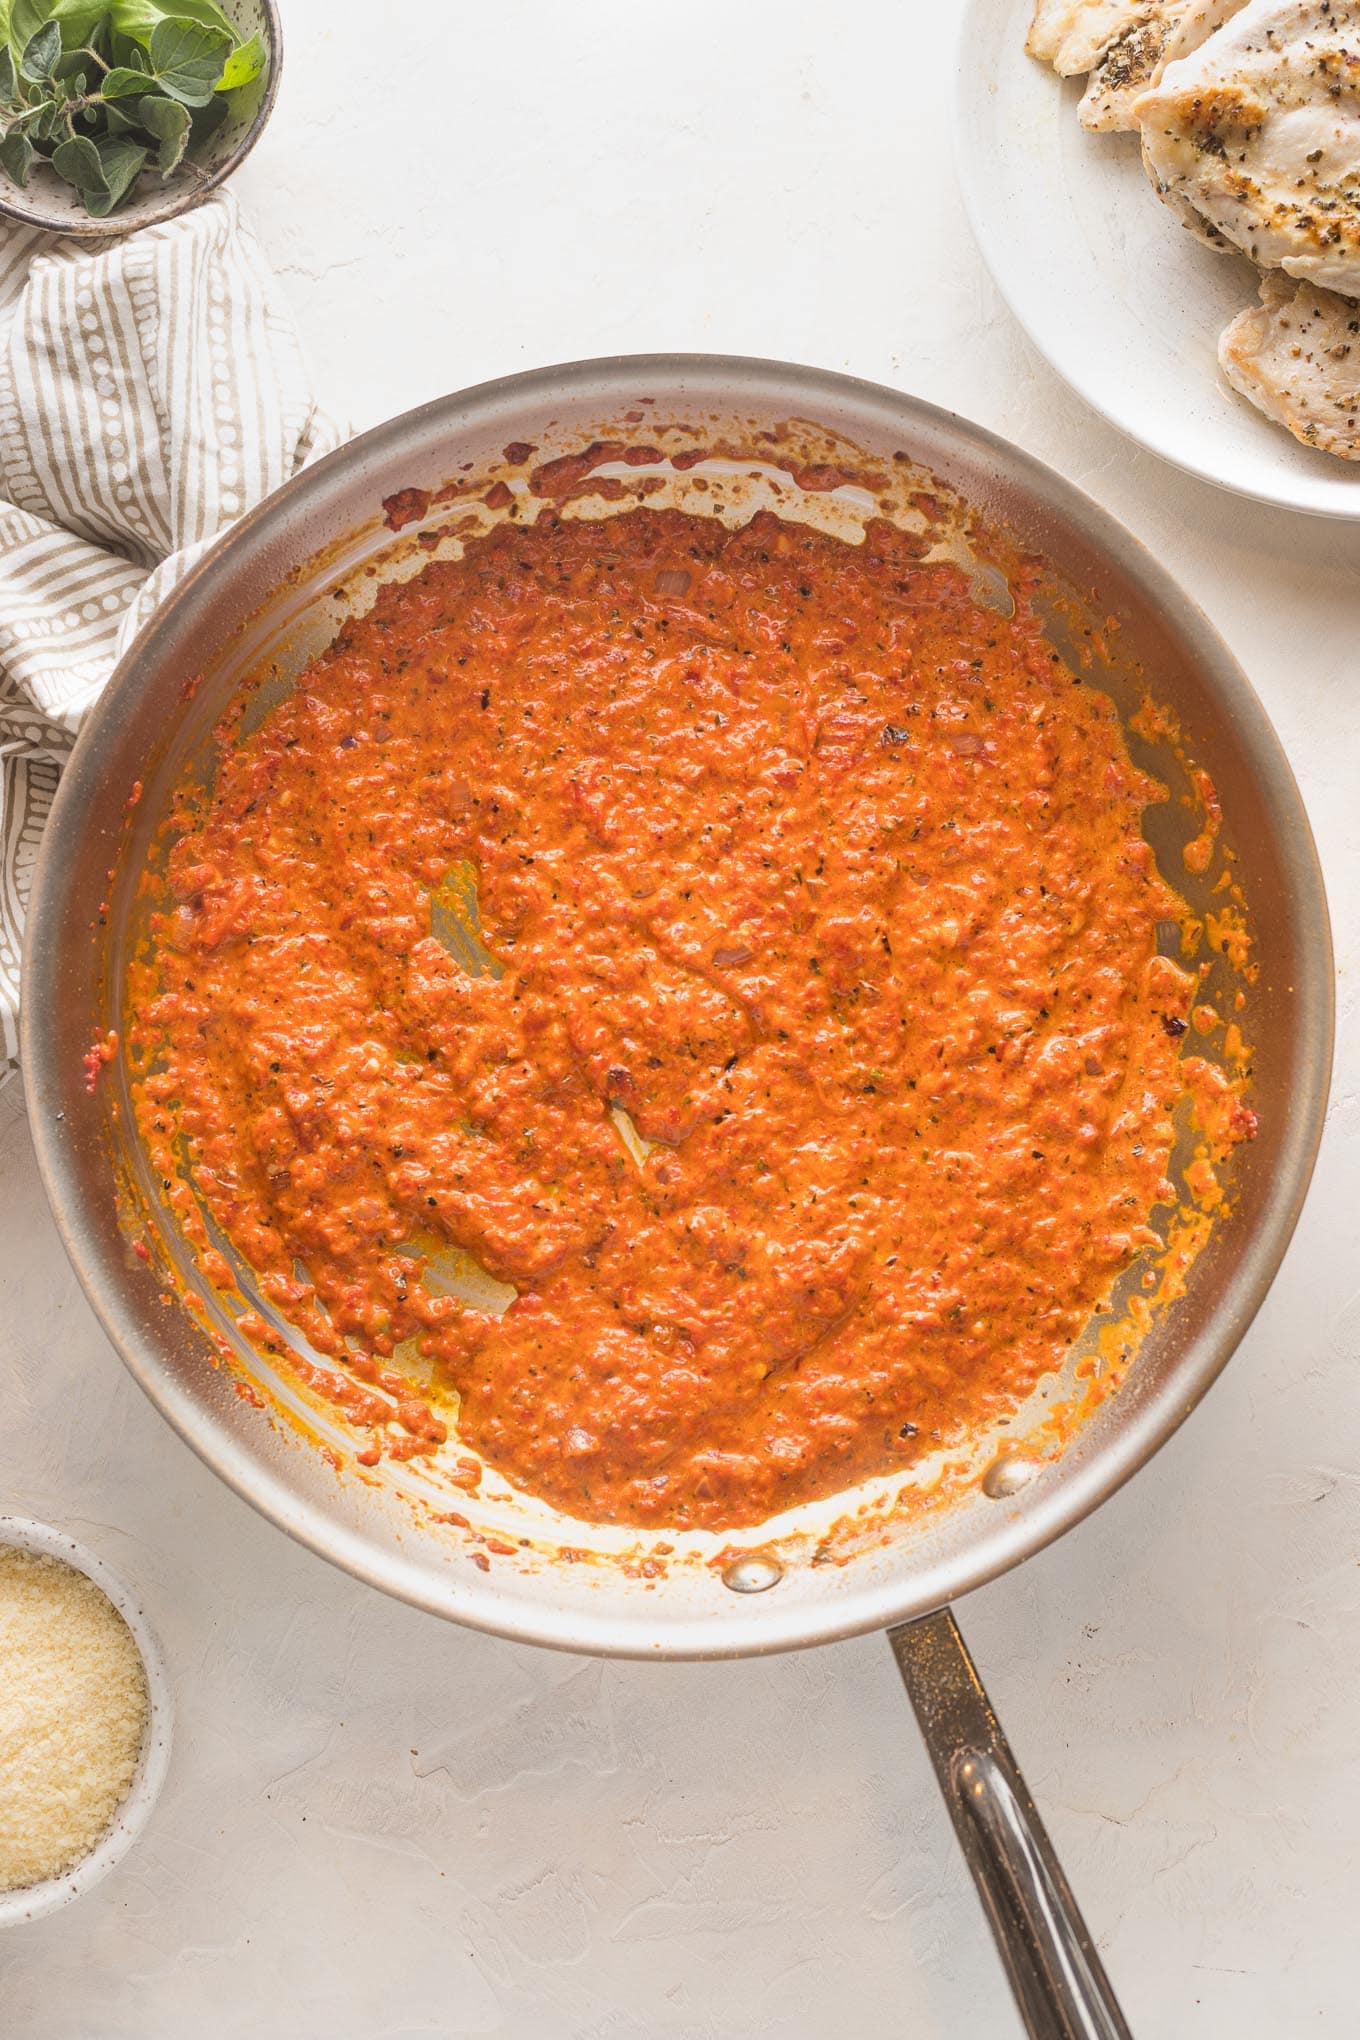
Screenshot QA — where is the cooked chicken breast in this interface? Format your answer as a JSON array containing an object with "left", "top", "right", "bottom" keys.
[
  {"left": 1219, "top": 271, "right": 1360, "bottom": 458},
  {"left": 1135, "top": 1, "right": 1360, "bottom": 294},
  {"left": 1156, "top": 0, "right": 1253, "bottom": 61},
  {"left": 1027, "top": 0, "right": 1146, "bottom": 75},
  {"left": 1078, "top": 0, "right": 1249, "bottom": 131},
  {"left": 1156, "top": 186, "right": 1240, "bottom": 250}
]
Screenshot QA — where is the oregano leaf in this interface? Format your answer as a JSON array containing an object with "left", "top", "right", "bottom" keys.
[
  {"left": 0, "top": 125, "right": 34, "bottom": 183},
  {"left": 110, "top": 0, "right": 238, "bottom": 43},
  {"left": 9, "top": 93, "right": 53, "bottom": 132},
  {"left": 51, "top": 126, "right": 105, "bottom": 188},
  {"left": 12, "top": 0, "right": 109, "bottom": 50},
  {"left": 91, "top": 126, "right": 143, "bottom": 195},
  {"left": 186, "top": 85, "right": 223, "bottom": 143},
  {"left": 0, "top": 42, "right": 16, "bottom": 99},
  {"left": 215, "top": 26, "right": 262, "bottom": 93},
  {"left": 137, "top": 85, "right": 185, "bottom": 174},
  {"left": 19, "top": 21, "right": 61, "bottom": 80},
  {"left": 100, "top": 61, "right": 149, "bottom": 94},
  {"left": 146, "top": 16, "right": 229, "bottom": 106},
  {"left": 76, "top": 134, "right": 142, "bottom": 209}
]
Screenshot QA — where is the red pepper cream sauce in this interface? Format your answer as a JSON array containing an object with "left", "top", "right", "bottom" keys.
[{"left": 129, "top": 507, "right": 1253, "bottom": 1530}]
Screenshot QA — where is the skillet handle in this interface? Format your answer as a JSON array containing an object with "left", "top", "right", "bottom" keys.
[{"left": 888, "top": 1607, "right": 1132, "bottom": 2040}]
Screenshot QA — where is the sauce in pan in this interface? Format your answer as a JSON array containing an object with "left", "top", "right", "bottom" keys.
[{"left": 129, "top": 507, "right": 1253, "bottom": 1529}]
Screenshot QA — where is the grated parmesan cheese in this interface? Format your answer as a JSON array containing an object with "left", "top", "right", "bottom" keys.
[{"left": 0, "top": 1545, "right": 150, "bottom": 1893}]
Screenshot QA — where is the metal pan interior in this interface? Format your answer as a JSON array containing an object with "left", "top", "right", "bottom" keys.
[{"left": 22, "top": 357, "right": 1333, "bottom": 1657}]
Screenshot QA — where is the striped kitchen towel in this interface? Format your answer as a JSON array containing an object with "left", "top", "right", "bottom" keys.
[{"left": 0, "top": 191, "right": 343, "bottom": 1082}]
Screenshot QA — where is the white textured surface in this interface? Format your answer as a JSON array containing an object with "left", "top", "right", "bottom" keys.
[{"left": 2, "top": 4, "right": 1357, "bottom": 2033}]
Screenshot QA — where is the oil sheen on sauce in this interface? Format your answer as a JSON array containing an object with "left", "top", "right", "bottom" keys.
[{"left": 128, "top": 507, "right": 1251, "bottom": 1530}]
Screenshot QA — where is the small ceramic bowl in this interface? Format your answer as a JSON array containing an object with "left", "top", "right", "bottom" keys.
[
  {"left": 0, "top": 1516, "right": 174, "bottom": 1928},
  {"left": 0, "top": 0, "right": 281, "bottom": 239}
]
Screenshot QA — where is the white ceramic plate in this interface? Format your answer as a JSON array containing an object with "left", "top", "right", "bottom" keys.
[{"left": 956, "top": 0, "right": 1360, "bottom": 518}]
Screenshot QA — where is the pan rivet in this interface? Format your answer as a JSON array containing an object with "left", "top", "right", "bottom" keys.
[
  {"left": 981, "top": 1453, "right": 1041, "bottom": 1500},
  {"left": 721, "top": 1552, "right": 783, "bottom": 1593}
]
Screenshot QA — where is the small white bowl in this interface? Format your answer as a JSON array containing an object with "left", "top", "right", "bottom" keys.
[{"left": 0, "top": 1516, "right": 173, "bottom": 1928}]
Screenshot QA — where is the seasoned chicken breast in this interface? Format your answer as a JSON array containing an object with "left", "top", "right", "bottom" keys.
[
  {"left": 1078, "top": 0, "right": 1249, "bottom": 131},
  {"left": 1135, "top": 1, "right": 1360, "bottom": 294},
  {"left": 1026, "top": 0, "right": 1147, "bottom": 74},
  {"left": 1156, "top": 0, "right": 1253, "bottom": 61},
  {"left": 1219, "top": 271, "right": 1360, "bottom": 458}
]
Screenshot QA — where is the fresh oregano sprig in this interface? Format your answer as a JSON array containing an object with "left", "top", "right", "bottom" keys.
[{"left": 0, "top": 2, "right": 266, "bottom": 218}]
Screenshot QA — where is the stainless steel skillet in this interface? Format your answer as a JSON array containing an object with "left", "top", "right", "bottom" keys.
[{"left": 23, "top": 357, "right": 1333, "bottom": 2037}]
